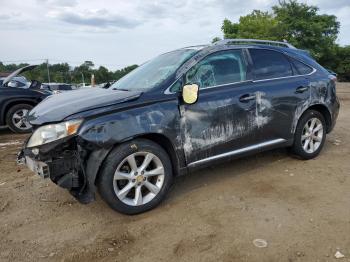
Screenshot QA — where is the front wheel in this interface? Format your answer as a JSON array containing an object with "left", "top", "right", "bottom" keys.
[
  {"left": 98, "top": 139, "right": 173, "bottom": 215},
  {"left": 6, "top": 104, "right": 33, "bottom": 133},
  {"left": 291, "top": 110, "right": 326, "bottom": 159}
]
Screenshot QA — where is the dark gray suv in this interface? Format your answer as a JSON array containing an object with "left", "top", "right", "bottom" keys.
[{"left": 18, "top": 39, "right": 340, "bottom": 214}]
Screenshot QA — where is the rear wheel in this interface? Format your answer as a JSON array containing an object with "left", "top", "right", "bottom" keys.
[
  {"left": 291, "top": 110, "right": 326, "bottom": 159},
  {"left": 98, "top": 139, "right": 173, "bottom": 215},
  {"left": 6, "top": 104, "right": 33, "bottom": 133}
]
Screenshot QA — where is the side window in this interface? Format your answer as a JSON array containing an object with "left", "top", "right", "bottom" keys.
[
  {"left": 185, "top": 50, "right": 247, "bottom": 89},
  {"left": 291, "top": 58, "right": 313, "bottom": 75},
  {"left": 169, "top": 79, "right": 182, "bottom": 92},
  {"left": 250, "top": 49, "right": 293, "bottom": 80},
  {"left": 16, "top": 81, "right": 25, "bottom": 87}
]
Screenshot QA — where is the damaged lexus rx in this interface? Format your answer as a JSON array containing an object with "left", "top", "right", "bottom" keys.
[{"left": 18, "top": 39, "right": 340, "bottom": 214}]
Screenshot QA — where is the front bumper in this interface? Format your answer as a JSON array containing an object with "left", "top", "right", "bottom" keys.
[
  {"left": 17, "top": 138, "right": 93, "bottom": 203},
  {"left": 25, "top": 156, "right": 50, "bottom": 179},
  {"left": 18, "top": 149, "right": 81, "bottom": 189}
]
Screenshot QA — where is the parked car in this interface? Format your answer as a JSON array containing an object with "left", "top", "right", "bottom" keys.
[
  {"left": 0, "top": 76, "right": 30, "bottom": 89},
  {"left": 0, "top": 65, "right": 51, "bottom": 133},
  {"left": 41, "top": 83, "right": 76, "bottom": 94},
  {"left": 18, "top": 39, "right": 339, "bottom": 214}
]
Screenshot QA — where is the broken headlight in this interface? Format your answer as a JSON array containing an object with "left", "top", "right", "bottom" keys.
[{"left": 27, "top": 119, "right": 83, "bottom": 147}]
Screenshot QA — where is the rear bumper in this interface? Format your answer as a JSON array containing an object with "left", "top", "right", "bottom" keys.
[{"left": 328, "top": 96, "right": 340, "bottom": 133}]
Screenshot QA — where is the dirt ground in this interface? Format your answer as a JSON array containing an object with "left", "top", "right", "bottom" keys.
[{"left": 0, "top": 83, "right": 349, "bottom": 262}]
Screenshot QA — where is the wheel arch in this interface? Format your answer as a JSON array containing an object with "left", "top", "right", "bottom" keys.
[
  {"left": 305, "top": 104, "right": 332, "bottom": 133},
  {"left": 135, "top": 133, "right": 182, "bottom": 177},
  {"left": 90, "top": 132, "right": 184, "bottom": 191},
  {"left": 1, "top": 99, "right": 37, "bottom": 125}
]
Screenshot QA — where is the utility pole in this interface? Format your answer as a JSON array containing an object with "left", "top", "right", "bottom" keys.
[
  {"left": 81, "top": 73, "right": 85, "bottom": 86},
  {"left": 46, "top": 59, "right": 51, "bottom": 83}
]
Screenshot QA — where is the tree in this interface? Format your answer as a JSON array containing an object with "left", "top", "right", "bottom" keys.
[
  {"left": 212, "top": 37, "right": 221, "bottom": 43},
  {"left": 333, "top": 46, "right": 350, "bottom": 81},
  {"left": 0, "top": 61, "right": 139, "bottom": 85},
  {"left": 94, "top": 66, "right": 113, "bottom": 83},
  {"left": 272, "top": 0, "right": 339, "bottom": 62},
  {"left": 220, "top": 0, "right": 343, "bottom": 78},
  {"left": 222, "top": 10, "right": 278, "bottom": 40},
  {"left": 113, "top": 65, "right": 138, "bottom": 80}
]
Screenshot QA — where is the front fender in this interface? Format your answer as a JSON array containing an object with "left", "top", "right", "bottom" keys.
[{"left": 76, "top": 100, "right": 184, "bottom": 195}]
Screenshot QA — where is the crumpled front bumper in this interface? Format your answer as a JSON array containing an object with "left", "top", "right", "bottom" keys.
[
  {"left": 17, "top": 138, "right": 94, "bottom": 204},
  {"left": 21, "top": 155, "right": 50, "bottom": 179}
]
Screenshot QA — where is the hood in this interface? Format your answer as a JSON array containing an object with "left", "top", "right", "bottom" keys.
[
  {"left": 2, "top": 65, "right": 37, "bottom": 85},
  {"left": 28, "top": 88, "right": 142, "bottom": 124}
]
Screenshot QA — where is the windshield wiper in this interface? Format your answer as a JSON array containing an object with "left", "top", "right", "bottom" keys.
[{"left": 112, "top": 88, "right": 129, "bottom": 91}]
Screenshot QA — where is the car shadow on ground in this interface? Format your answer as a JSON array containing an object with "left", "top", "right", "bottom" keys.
[
  {"left": 169, "top": 147, "right": 291, "bottom": 202},
  {"left": 0, "top": 127, "right": 11, "bottom": 135}
]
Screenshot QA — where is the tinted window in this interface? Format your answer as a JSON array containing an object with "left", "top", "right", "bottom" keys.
[
  {"left": 250, "top": 49, "right": 292, "bottom": 80},
  {"left": 291, "top": 59, "right": 313, "bottom": 75},
  {"left": 185, "top": 50, "right": 247, "bottom": 89},
  {"left": 15, "top": 81, "right": 25, "bottom": 87},
  {"left": 59, "top": 85, "right": 72, "bottom": 90},
  {"left": 169, "top": 79, "right": 182, "bottom": 92}
]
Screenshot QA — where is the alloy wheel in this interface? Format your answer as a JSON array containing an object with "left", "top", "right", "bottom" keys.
[
  {"left": 12, "top": 109, "right": 31, "bottom": 131},
  {"left": 301, "top": 117, "right": 323, "bottom": 154},
  {"left": 113, "top": 152, "right": 165, "bottom": 206}
]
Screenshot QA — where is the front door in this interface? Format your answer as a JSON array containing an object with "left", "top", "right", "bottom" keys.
[{"left": 180, "top": 49, "right": 263, "bottom": 164}]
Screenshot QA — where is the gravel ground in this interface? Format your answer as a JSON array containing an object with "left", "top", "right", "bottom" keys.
[{"left": 0, "top": 83, "right": 349, "bottom": 262}]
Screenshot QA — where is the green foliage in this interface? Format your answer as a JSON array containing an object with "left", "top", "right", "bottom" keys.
[
  {"left": 333, "top": 46, "right": 350, "bottom": 81},
  {"left": 212, "top": 37, "right": 221, "bottom": 43},
  {"left": 220, "top": 0, "right": 349, "bottom": 80},
  {"left": 272, "top": 0, "right": 339, "bottom": 62},
  {"left": 222, "top": 10, "right": 278, "bottom": 40},
  {"left": 0, "top": 61, "right": 138, "bottom": 85}
]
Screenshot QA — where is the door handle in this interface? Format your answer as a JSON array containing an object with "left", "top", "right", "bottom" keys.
[
  {"left": 295, "top": 86, "right": 309, "bottom": 93},
  {"left": 239, "top": 94, "right": 256, "bottom": 103}
]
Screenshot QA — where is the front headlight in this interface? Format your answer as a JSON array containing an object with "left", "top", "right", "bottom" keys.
[{"left": 27, "top": 119, "right": 83, "bottom": 148}]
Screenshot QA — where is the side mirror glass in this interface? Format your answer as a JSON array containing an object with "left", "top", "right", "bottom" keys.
[{"left": 182, "top": 84, "right": 199, "bottom": 104}]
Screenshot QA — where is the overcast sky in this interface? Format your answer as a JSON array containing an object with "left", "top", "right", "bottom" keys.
[{"left": 0, "top": 0, "right": 349, "bottom": 70}]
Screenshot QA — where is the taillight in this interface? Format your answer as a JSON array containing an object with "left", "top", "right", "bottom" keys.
[{"left": 329, "top": 74, "right": 337, "bottom": 83}]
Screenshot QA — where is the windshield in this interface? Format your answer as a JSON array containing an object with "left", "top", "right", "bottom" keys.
[{"left": 110, "top": 49, "right": 198, "bottom": 91}]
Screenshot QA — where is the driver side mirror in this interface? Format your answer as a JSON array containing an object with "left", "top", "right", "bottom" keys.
[{"left": 182, "top": 84, "right": 199, "bottom": 104}]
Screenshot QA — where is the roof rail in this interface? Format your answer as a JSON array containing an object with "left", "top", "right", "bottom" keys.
[
  {"left": 213, "top": 39, "right": 296, "bottom": 49},
  {"left": 180, "top": 45, "right": 208, "bottom": 50}
]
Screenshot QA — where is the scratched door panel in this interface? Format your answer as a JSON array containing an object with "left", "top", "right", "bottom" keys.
[
  {"left": 181, "top": 81, "right": 262, "bottom": 163},
  {"left": 249, "top": 76, "right": 310, "bottom": 143}
]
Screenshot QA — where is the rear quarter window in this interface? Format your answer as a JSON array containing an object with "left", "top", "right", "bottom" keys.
[
  {"left": 291, "top": 59, "right": 314, "bottom": 75},
  {"left": 249, "top": 49, "right": 293, "bottom": 80}
]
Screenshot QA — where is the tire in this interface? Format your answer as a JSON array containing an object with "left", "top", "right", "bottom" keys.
[
  {"left": 98, "top": 139, "right": 173, "bottom": 215},
  {"left": 291, "top": 110, "right": 326, "bottom": 159},
  {"left": 6, "top": 104, "right": 33, "bottom": 133}
]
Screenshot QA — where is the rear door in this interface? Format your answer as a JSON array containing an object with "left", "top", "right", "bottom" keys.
[
  {"left": 180, "top": 49, "right": 263, "bottom": 164},
  {"left": 246, "top": 48, "right": 312, "bottom": 143}
]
